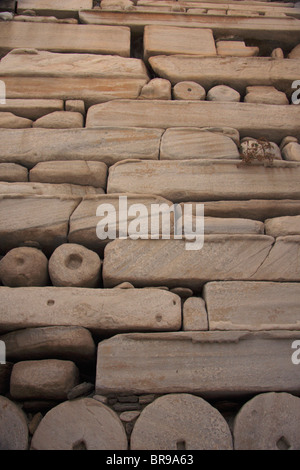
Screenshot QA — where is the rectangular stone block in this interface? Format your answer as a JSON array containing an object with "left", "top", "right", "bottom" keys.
[
  {"left": 0, "top": 99, "right": 64, "bottom": 120},
  {"left": 203, "top": 281, "right": 300, "bottom": 331},
  {"left": 0, "top": 182, "right": 104, "bottom": 197},
  {"left": 86, "top": 101, "right": 300, "bottom": 142},
  {"left": 102, "top": 236, "right": 274, "bottom": 289},
  {"left": 17, "top": 0, "right": 93, "bottom": 18},
  {"left": 0, "top": 22, "right": 130, "bottom": 57},
  {"left": 265, "top": 215, "right": 300, "bottom": 237},
  {"left": 0, "top": 128, "right": 162, "bottom": 168},
  {"left": 0, "top": 163, "right": 28, "bottom": 183},
  {"left": 144, "top": 25, "right": 216, "bottom": 60},
  {"left": 0, "top": 288, "right": 181, "bottom": 334},
  {"left": 96, "top": 331, "right": 300, "bottom": 397},
  {"left": 107, "top": 160, "right": 300, "bottom": 202}
]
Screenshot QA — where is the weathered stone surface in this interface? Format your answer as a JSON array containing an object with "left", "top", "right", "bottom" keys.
[
  {"left": 0, "top": 195, "right": 80, "bottom": 255},
  {"left": 0, "top": 128, "right": 162, "bottom": 167},
  {"left": 280, "top": 136, "right": 298, "bottom": 151},
  {"left": 10, "top": 359, "right": 80, "bottom": 400},
  {"left": 101, "top": 0, "right": 134, "bottom": 10},
  {"left": 13, "top": 15, "right": 78, "bottom": 24},
  {"left": 207, "top": 85, "right": 240, "bottom": 102},
  {"left": 0, "top": 111, "right": 32, "bottom": 128},
  {"left": 107, "top": 160, "right": 300, "bottom": 202},
  {"left": 33, "top": 111, "right": 83, "bottom": 129},
  {"left": 183, "top": 297, "right": 208, "bottom": 331},
  {"left": 31, "top": 398, "right": 128, "bottom": 450},
  {"left": 0, "top": 396, "right": 28, "bottom": 450},
  {"left": 131, "top": 394, "right": 232, "bottom": 450},
  {"left": 0, "top": 182, "right": 104, "bottom": 197},
  {"left": 288, "top": 44, "right": 300, "bottom": 59},
  {"left": 203, "top": 281, "right": 300, "bottom": 331},
  {"left": 282, "top": 142, "right": 300, "bottom": 161},
  {"left": 49, "top": 243, "right": 102, "bottom": 288},
  {"left": 239, "top": 139, "right": 282, "bottom": 161},
  {"left": 67, "top": 382, "right": 94, "bottom": 400},
  {"left": 0, "top": 287, "right": 181, "bottom": 334},
  {"left": 173, "top": 81, "right": 206, "bottom": 100},
  {"left": 0, "top": 99, "right": 64, "bottom": 119},
  {"left": 265, "top": 215, "right": 300, "bottom": 237},
  {"left": 0, "top": 22, "right": 130, "bottom": 57},
  {"left": 139, "top": 78, "right": 171, "bottom": 100},
  {"left": 17, "top": 0, "right": 93, "bottom": 18},
  {"left": 86, "top": 101, "right": 300, "bottom": 141},
  {"left": 233, "top": 393, "right": 300, "bottom": 450},
  {"left": 160, "top": 128, "right": 239, "bottom": 160},
  {"left": 0, "top": 163, "right": 28, "bottom": 182},
  {"left": 177, "top": 215, "right": 264, "bottom": 235},
  {"left": 65, "top": 100, "right": 85, "bottom": 115},
  {"left": 0, "top": 326, "right": 96, "bottom": 362},
  {"left": 68, "top": 194, "right": 174, "bottom": 253},
  {"left": 102, "top": 236, "right": 274, "bottom": 289},
  {"left": 271, "top": 47, "right": 284, "bottom": 59},
  {"left": 149, "top": 56, "right": 300, "bottom": 94},
  {"left": 30, "top": 161, "right": 107, "bottom": 188},
  {"left": 96, "top": 331, "right": 300, "bottom": 397},
  {"left": 170, "top": 287, "right": 193, "bottom": 299},
  {"left": 216, "top": 41, "right": 259, "bottom": 57},
  {"left": 144, "top": 25, "right": 216, "bottom": 60},
  {"left": 244, "top": 86, "right": 289, "bottom": 105},
  {"left": 0, "top": 247, "right": 49, "bottom": 287}
]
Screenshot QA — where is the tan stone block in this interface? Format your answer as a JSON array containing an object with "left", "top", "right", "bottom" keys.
[
  {"left": 217, "top": 41, "right": 259, "bottom": 57},
  {"left": 173, "top": 81, "right": 206, "bottom": 101},
  {"left": 65, "top": 100, "right": 85, "bottom": 115},
  {"left": 0, "top": 247, "right": 49, "bottom": 287},
  {"left": 244, "top": 86, "right": 289, "bottom": 105},
  {"left": 33, "top": 111, "right": 83, "bottom": 129},
  {"left": 17, "top": 0, "right": 93, "bottom": 18},
  {"left": 139, "top": 78, "right": 171, "bottom": 100},
  {"left": 0, "top": 112, "right": 32, "bottom": 128},
  {"left": 282, "top": 142, "right": 300, "bottom": 161},
  {"left": 0, "top": 163, "right": 28, "bottom": 182},
  {"left": 0, "top": 99, "right": 64, "bottom": 119},
  {"left": 183, "top": 297, "right": 208, "bottom": 331},
  {"left": 0, "top": 182, "right": 104, "bottom": 196},
  {"left": 265, "top": 215, "right": 300, "bottom": 237}
]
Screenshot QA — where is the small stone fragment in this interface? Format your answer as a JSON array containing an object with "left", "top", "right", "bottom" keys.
[
  {"left": 0, "top": 247, "right": 49, "bottom": 287},
  {"left": 33, "top": 111, "right": 84, "bottom": 129},
  {"left": 0, "top": 163, "right": 28, "bottom": 182},
  {"left": 170, "top": 287, "right": 193, "bottom": 299},
  {"left": 0, "top": 112, "right": 32, "bottom": 128},
  {"left": 288, "top": 44, "right": 300, "bottom": 59},
  {"left": 271, "top": 48, "right": 284, "bottom": 59},
  {"left": 101, "top": 0, "right": 134, "bottom": 10},
  {"left": 173, "top": 81, "right": 206, "bottom": 101},
  {"left": 0, "top": 11, "right": 13, "bottom": 21},
  {"left": 217, "top": 41, "right": 259, "bottom": 57},
  {"left": 244, "top": 86, "right": 289, "bottom": 105},
  {"left": 282, "top": 142, "right": 300, "bottom": 161},
  {"left": 28, "top": 412, "right": 43, "bottom": 435},
  {"left": 65, "top": 100, "right": 85, "bottom": 115},
  {"left": 280, "top": 136, "right": 298, "bottom": 151},
  {"left": 114, "top": 282, "right": 135, "bottom": 289},
  {"left": 119, "top": 411, "right": 140, "bottom": 423},
  {"left": 239, "top": 139, "right": 282, "bottom": 162},
  {"left": 67, "top": 382, "right": 94, "bottom": 400},
  {"left": 139, "top": 78, "right": 171, "bottom": 100},
  {"left": 183, "top": 297, "right": 208, "bottom": 331},
  {"left": 207, "top": 85, "right": 240, "bottom": 102}
]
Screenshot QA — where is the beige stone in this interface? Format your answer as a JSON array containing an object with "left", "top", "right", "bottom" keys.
[
  {"left": 0, "top": 99, "right": 64, "bottom": 119},
  {"left": 177, "top": 215, "right": 264, "bottom": 235},
  {"left": 0, "top": 287, "right": 181, "bottom": 334},
  {"left": 170, "top": 287, "right": 193, "bottom": 299},
  {"left": 0, "top": 326, "right": 96, "bottom": 362},
  {"left": 288, "top": 44, "right": 300, "bottom": 59},
  {"left": 144, "top": 25, "right": 216, "bottom": 60},
  {"left": 65, "top": 100, "right": 85, "bottom": 115},
  {"left": 96, "top": 331, "right": 300, "bottom": 396},
  {"left": 282, "top": 142, "right": 300, "bottom": 161},
  {"left": 0, "top": 182, "right": 104, "bottom": 197},
  {"left": 13, "top": 15, "right": 78, "bottom": 24},
  {"left": 86, "top": 101, "right": 300, "bottom": 142},
  {"left": 101, "top": 0, "right": 134, "bottom": 10},
  {"left": 31, "top": 398, "right": 128, "bottom": 450},
  {"left": 30, "top": 161, "right": 107, "bottom": 188},
  {"left": 160, "top": 128, "right": 239, "bottom": 160},
  {"left": 10, "top": 359, "right": 79, "bottom": 400},
  {"left": 265, "top": 215, "right": 300, "bottom": 237},
  {"left": 216, "top": 41, "right": 259, "bottom": 57},
  {"left": 271, "top": 48, "right": 284, "bottom": 59},
  {"left": 280, "top": 136, "right": 298, "bottom": 151},
  {"left": 131, "top": 394, "right": 233, "bottom": 450},
  {"left": 244, "top": 86, "right": 289, "bottom": 105},
  {"left": 234, "top": 393, "right": 300, "bottom": 450},
  {"left": 33, "top": 111, "right": 83, "bottom": 129},
  {"left": 102, "top": 236, "right": 274, "bottom": 289},
  {"left": 139, "top": 78, "right": 171, "bottom": 100},
  {"left": 0, "top": 247, "right": 49, "bottom": 287},
  {"left": 0, "top": 128, "right": 162, "bottom": 167},
  {"left": 48, "top": 243, "right": 102, "bottom": 288},
  {"left": 207, "top": 85, "right": 240, "bottom": 102},
  {"left": 0, "top": 195, "right": 80, "bottom": 254},
  {"left": 17, "top": 0, "right": 93, "bottom": 18},
  {"left": 173, "top": 81, "right": 206, "bottom": 101},
  {"left": 0, "top": 396, "right": 28, "bottom": 450},
  {"left": 0, "top": 163, "right": 28, "bottom": 182},
  {"left": 183, "top": 297, "right": 208, "bottom": 331},
  {"left": 107, "top": 160, "right": 300, "bottom": 202},
  {"left": 203, "top": 281, "right": 300, "bottom": 331},
  {"left": 0, "top": 112, "right": 32, "bottom": 128},
  {"left": 239, "top": 139, "right": 282, "bottom": 161}
]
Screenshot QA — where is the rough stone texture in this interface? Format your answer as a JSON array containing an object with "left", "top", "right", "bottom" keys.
[
  {"left": 177, "top": 215, "right": 264, "bottom": 235},
  {"left": 139, "top": 78, "right": 171, "bottom": 100},
  {"left": 265, "top": 216, "right": 300, "bottom": 237},
  {"left": 107, "top": 160, "right": 300, "bottom": 202},
  {"left": 144, "top": 25, "right": 216, "bottom": 60},
  {"left": 216, "top": 41, "right": 259, "bottom": 57},
  {"left": 10, "top": 359, "right": 80, "bottom": 400},
  {"left": 271, "top": 47, "right": 284, "bottom": 59},
  {"left": 0, "top": 111, "right": 32, "bottom": 128},
  {"left": 65, "top": 100, "right": 85, "bottom": 115},
  {"left": 160, "top": 128, "right": 239, "bottom": 160},
  {"left": 33, "top": 111, "right": 83, "bottom": 129},
  {"left": 13, "top": 15, "right": 78, "bottom": 24},
  {"left": 207, "top": 85, "right": 241, "bottom": 102},
  {"left": 0, "top": 163, "right": 28, "bottom": 182},
  {"left": 86, "top": 101, "right": 300, "bottom": 142},
  {"left": 0, "top": 128, "right": 163, "bottom": 167},
  {"left": 48, "top": 243, "right": 102, "bottom": 288},
  {"left": 30, "top": 161, "right": 107, "bottom": 188},
  {"left": 244, "top": 86, "right": 289, "bottom": 105},
  {"left": 149, "top": 56, "right": 300, "bottom": 94},
  {"left": 280, "top": 136, "right": 298, "bottom": 151},
  {"left": 282, "top": 142, "right": 300, "bottom": 162},
  {"left": 0, "top": 182, "right": 104, "bottom": 197},
  {"left": 0, "top": 247, "right": 49, "bottom": 287},
  {"left": 183, "top": 297, "right": 208, "bottom": 331},
  {"left": 0, "top": 99, "right": 64, "bottom": 120},
  {"left": 96, "top": 331, "right": 300, "bottom": 397},
  {"left": 0, "top": 22, "right": 130, "bottom": 57},
  {"left": 203, "top": 281, "right": 300, "bottom": 331},
  {"left": 0, "top": 195, "right": 80, "bottom": 255},
  {"left": 0, "top": 287, "right": 181, "bottom": 334},
  {"left": 17, "top": 0, "right": 93, "bottom": 18},
  {"left": 173, "top": 81, "right": 206, "bottom": 101},
  {"left": 131, "top": 394, "right": 233, "bottom": 450},
  {"left": 288, "top": 44, "right": 300, "bottom": 59},
  {"left": 233, "top": 393, "right": 300, "bottom": 450},
  {"left": 102, "top": 236, "right": 274, "bottom": 289},
  {"left": 31, "top": 398, "right": 128, "bottom": 450},
  {"left": 0, "top": 396, "right": 29, "bottom": 450},
  {"left": 239, "top": 139, "right": 282, "bottom": 161},
  {"left": 101, "top": 0, "right": 134, "bottom": 10},
  {"left": 0, "top": 326, "right": 96, "bottom": 362}
]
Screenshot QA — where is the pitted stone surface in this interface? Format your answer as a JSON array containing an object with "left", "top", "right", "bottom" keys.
[{"left": 0, "top": 247, "right": 49, "bottom": 287}]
